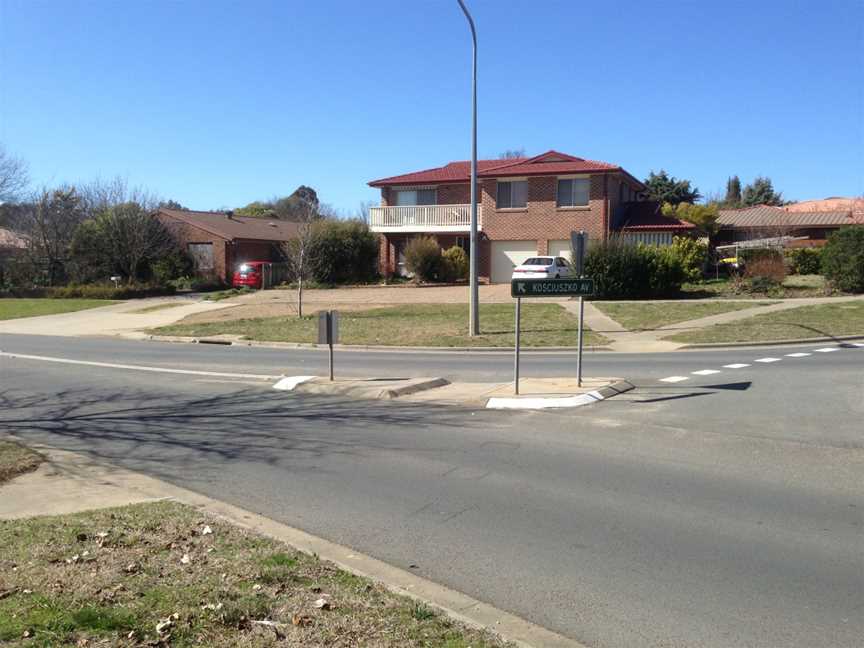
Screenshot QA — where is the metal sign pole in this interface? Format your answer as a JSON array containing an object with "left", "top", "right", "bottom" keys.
[
  {"left": 514, "top": 297, "right": 521, "bottom": 395},
  {"left": 328, "top": 311, "right": 335, "bottom": 382},
  {"left": 577, "top": 296, "right": 584, "bottom": 387}
]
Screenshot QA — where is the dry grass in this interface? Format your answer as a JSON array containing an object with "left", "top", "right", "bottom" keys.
[
  {"left": 0, "top": 500, "right": 510, "bottom": 647},
  {"left": 0, "top": 441, "right": 44, "bottom": 484},
  {"left": 665, "top": 301, "right": 864, "bottom": 343},
  {"left": 152, "top": 303, "right": 608, "bottom": 348}
]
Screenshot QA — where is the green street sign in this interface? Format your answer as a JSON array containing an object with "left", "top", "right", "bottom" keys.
[{"left": 510, "top": 277, "right": 595, "bottom": 298}]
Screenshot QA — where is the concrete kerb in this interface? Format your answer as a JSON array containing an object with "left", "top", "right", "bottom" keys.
[
  {"left": 0, "top": 437, "right": 586, "bottom": 648},
  {"left": 486, "top": 380, "right": 634, "bottom": 410},
  {"left": 678, "top": 333, "right": 864, "bottom": 349},
  {"left": 288, "top": 376, "right": 450, "bottom": 400},
  {"left": 137, "top": 333, "right": 616, "bottom": 353}
]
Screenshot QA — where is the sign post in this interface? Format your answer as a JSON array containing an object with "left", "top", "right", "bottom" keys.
[
  {"left": 514, "top": 297, "right": 521, "bottom": 394},
  {"left": 317, "top": 310, "right": 339, "bottom": 381},
  {"left": 510, "top": 278, "right": 594, "bottom": 392}
]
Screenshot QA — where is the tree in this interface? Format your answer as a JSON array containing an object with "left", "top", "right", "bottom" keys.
[
  {"left": 723, "top": 176, "right": 742, "bottom": 208},
  {"left": 0, "top": 145, "right": 29, "bottom": 203},
  {"left": 159, "top": 199, "right": 187, "bottom": 211},
  {"left": 644, "top": 170, "right": 700, "bottom": 205},
  {"left": 234, "top": 201, "right": 274, "bottom": 218},
  {"left": 280, "top": 200, "right": 320, "bottom": 317},
  {"left": 662, "top": 201, "right": 719, "bottom": 237},
  {"left": 70, "top": 202, "right": 179, "bottom": 284},
  {"left": 499, "top": 148, "right": 526, "bottom": 159},
  {"left": 19, "top": 187, "right": 87, "bottom": 285},
  {"left": 356, "top": 200, "right": 375, "bottom": 225},
  {"left": 742, "top": 176, "right": 784, "bottom": 206},
  {"left": 236, "top": 186, "right": 320, "bottom": 221},
  {"left": 78, "top": 176, "right": 159, "bottom": 219}
]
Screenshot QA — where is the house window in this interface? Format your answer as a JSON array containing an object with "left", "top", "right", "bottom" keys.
[
  {"left": 394, "top": 189, "right": 436, "bottom": 206},
  {"left": 496, "top": 180, "right": 528, "bottom": 209},
  {"left": 187, "top": 243, "right": 214, "bottom": 271},
  {"left": 456, "top": 236, "right": 470, "bottom": 255},
  {"left": 557, "top": 178, "right": 590, "bottom": 207}
]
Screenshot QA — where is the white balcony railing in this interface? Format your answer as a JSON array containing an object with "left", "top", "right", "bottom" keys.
[{"left": 369, "top": 204, "right": 481, "bottom": 232}]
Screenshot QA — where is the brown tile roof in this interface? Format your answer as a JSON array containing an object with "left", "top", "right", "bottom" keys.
[
  {"left": 616, "top": 201, "right": 695, "bottom": 231},
  {"left": 785, "top": 197, "right": 864, "bottom": 213},
  {"left": 157, "top": 209, "right": 300, "bottom": 242},
  {"left": 368, "top": 150, "right": 644, "bottom": 188},
  {"left": 0, "top": 227, "right": 27, "bottom": 249},
  {"left": 717, "top": 205, "right": 855, "bottom": 228}
]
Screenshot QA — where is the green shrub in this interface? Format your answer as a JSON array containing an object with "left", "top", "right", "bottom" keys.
[
  {"left": 584, "top": 237, "right": 684, "bottom": 298},
  {"left": 784, "top": 247, "right": 822, "bottom": 275},
  {"left": 669, "top": 236, "right": 707, "bottom": 282},
  {"left": 309, "top": 219, "right": 379, "bottom": 285},
  {"left": 404, "top": 235, "right": 442, "bottom": 282},
  {"left": 151, "top": 250, "right": 195, "bottom": 284},
  {"left": 821, "top": 226, "right": 864, "bottom": 293},
  {"left": 747, "top": 275, "right": 780, "bottom": 293},
  {"left": 0, "top": 284, "right": 177, "bottom": 300},
  {"left": 440, "top": 246, "right": 469, "bottom": 282}
]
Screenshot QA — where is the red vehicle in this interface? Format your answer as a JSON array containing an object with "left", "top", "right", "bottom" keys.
[{"left": 232, "top": 261, "right": 267, "bottom": 289}]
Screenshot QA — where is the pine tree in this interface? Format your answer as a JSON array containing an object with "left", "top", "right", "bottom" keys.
[
  {"left": 724, "top": 176, "right": 742, "bottom": 208},
  {"left": 742, "top": 177, "right": 784, "bottom": 206}
]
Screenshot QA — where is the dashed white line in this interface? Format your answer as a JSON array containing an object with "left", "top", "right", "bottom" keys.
[
  {"left": 692, "top": 369, "right": 721, "bottom": 376},
  {"left": 785, "top": 352, "right": 811, "bottom": 357},
  {"left": 659, "top": 376, "right": 689, "bottom": 383},
  {"left": 754, "top": 357, "right": 782, "bottom": 363},
  {"left": 814, "top": 347, "right": 839, "bottom": 353},
  {"left": 853, "top": 343, "right": 864, "bottom": 347},
  {"left": 723, "top": 363, "right": 750, "bottom": 369}
]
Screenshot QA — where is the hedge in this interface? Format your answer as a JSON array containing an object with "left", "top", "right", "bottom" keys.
[
  {"left": 584, "top": 237, "right": 684, "bottom": 298},
  {"left": 821, "top": 226, "right": 864, "bottom": 293},
  {"left": 0, "top": 284, "right": 176, "bottom": 300}
]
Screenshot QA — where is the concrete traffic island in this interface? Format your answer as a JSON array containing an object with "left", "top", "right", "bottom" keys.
[{"left": 274, "top": 374, "right": 634, "bottom": 409}]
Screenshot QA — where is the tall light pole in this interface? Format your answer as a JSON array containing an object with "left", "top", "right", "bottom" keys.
[{"left": 457, "top": 0, "right": 480, "bottom": 336}]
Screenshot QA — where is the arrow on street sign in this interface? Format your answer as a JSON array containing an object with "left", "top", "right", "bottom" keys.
[{"left": 510, "top": 277, "right": 594, "bottom": 298}]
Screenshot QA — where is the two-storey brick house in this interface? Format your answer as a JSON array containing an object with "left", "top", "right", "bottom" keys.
[{"left": 369, "top": 150, "right": 686, "bottom": 282}]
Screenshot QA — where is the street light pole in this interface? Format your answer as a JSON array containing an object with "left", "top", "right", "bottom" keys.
[{"left": 457, "top": 0, "right": 480, "bottom": 336}]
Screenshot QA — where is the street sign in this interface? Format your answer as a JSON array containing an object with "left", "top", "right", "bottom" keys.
[
  {"left": 510, "top": 278, "right": 594, "bottom": 298},
  {"left": 317, "top": 310, "right": 339, "bottom": 380},
  {"left": 570, "top": 230, "right": 588, "bottom": 276}
]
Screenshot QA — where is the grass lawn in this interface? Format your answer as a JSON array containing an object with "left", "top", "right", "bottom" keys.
[
  {"left": 665, "top": 301, "right": 864, "bottom": 344},
  {"left": 0, "top": 298, "right": 118, "bottom": 321},
  {"left": 0, "top": 500, "right": 508, "bottom": 647},
  {"left": 681, "top": 275, "right": 830, "bottom": 299},
  {"left": 153, "top": 303, "right": 608, "bottom": 347},
  {"left": 594, "top": 301, "right": 774, "bottom": 331},
  {"left": 0, "top": 441, "right": 43, "bottom": 484}
]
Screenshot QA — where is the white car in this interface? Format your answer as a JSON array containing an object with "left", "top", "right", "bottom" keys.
[{"left": 511, "top": 256, "right": 573, "bottom": 279}]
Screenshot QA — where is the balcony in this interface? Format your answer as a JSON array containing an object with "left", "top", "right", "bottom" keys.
[{"left": 369, "top": 204, "right": 481, "bottom": 233}]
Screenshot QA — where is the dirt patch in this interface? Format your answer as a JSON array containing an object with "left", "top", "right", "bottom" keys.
[
  {"left": 0, "top": 441, "right": 44, "bottom": 484},
  {"left": 0, "top": 500, "right": 509, "bottom": 647}
]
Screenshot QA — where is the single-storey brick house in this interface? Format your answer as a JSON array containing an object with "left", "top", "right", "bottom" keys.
[
  {"left": 156, "top": 209, "right": 298, "bottom": 282},
  {"left": 368, "top": 150, "right": 689, "bottom": 282},
  {"left": 715, "top": 205, "right": 859, "bottom": 248}
]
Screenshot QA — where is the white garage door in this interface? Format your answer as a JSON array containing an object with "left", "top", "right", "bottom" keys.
[
  {"left": 490, "top": 240, "right": 538, "bottom": 283},
  {"left": 549, "top": 239, "right": 573, "bottom": 262}
]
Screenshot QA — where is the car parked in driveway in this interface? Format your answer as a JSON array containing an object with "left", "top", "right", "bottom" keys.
[
  {"left": 232, "top": 261, "right": 268, "bottom": 289},
  {"left": 511, "top": 256, "right": 573, "bottom": 279}
]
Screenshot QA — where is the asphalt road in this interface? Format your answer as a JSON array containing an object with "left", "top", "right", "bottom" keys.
[{"left": 1, "top": 333, "right": 862, "bottom": 648}]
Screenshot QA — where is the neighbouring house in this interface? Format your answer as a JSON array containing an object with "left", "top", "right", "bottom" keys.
[
  {"left": 156, "top": 209, "right": 298, "bottom": 282},
  {"left": 784, "top": 196, "right": 864, "bottom": 217},
  {"left": 614, "top": 201, "right": 696, "bottom": 245},
  {"left": 368, "top": 150, "right": 690, "bottom": 283},
  {"left": 715, "top": 205, "right": 859, "bottom": 248}
]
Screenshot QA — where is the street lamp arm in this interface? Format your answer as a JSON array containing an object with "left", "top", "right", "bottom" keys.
[{"left": 456, "top": 0, "right": 477, "bottom": 45}]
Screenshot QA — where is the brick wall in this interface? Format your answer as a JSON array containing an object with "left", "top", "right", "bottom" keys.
[{"left": 157, "top": 214, "right": 229, "bottom": 282}]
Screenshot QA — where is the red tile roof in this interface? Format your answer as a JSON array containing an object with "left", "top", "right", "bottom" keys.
[
  {"left": 616, "top": 201, "right": 696, "bottom": 231},
  {"left": 368, "top": 150, "right": 643, "bottom": 188}
]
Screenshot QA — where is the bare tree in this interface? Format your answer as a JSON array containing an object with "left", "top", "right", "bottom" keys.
[
  {"left": 71, "top": 202, "right": 178, "bottom": 283},
  {"left": 357, "top": 200, "right": 374, "bottom": 224},
  {"left": 78, "top": 176, "right": 160, "bottom": 218},
  {"left": 19, "top": 187, "right": 87, "bottom": 285},
  {"left": 280, "top": 201, "right": 319, "bottom": 317},
  {"left": 0, "top": 145, "right": 29, "bottom": 203},
  {"left": 498, "top": 148, "right": 526, "bottom": 159}
]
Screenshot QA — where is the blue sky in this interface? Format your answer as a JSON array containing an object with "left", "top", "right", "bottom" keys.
[{"left": 1, "top": 0, "right": 862, "bottom": 213}]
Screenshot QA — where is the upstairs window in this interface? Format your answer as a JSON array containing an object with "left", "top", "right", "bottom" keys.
[
  {"left": 496, "top": 180, "right": 528, "bottom": 209},
  {"left": 394, "top": 189, "right": 436, "bottom": 206},
  {"left": 557, "top": 178, "right": 590, "bottom": 207}
]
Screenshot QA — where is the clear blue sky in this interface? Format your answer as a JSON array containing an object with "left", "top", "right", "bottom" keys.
[{"left": 1, "top": 0, "right": 862, "bottom": 212}]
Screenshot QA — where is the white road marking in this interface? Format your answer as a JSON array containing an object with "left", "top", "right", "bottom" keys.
[
  {"left": 814, "top": 347, "right": 839, "bottom": 353},
  {"left": 273, "top": 376, "right": 317, "bottom": 391},
  {"left": 723, "top": 363, "right": 750, "bottom": 369},
  {"left": 853, "top": 343, "right": 864, "bottom": 347},
  {"left": 0, "top": 351, "right": 281, "bottom": 381},
  {"left": 487, "top": 391, "right": 604, "bottom": 410},
  {"left": 785, "top": 352, "right": 811, "bottom": 357},
  {"left": 659, "top": 376, "right": 689, "bottom": 383},
  {"left": 692, "top": 369, "right": 721, "bottom": 376},
  {"left": 754, "top": 357, "right": 782, "bottom": 363}
]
